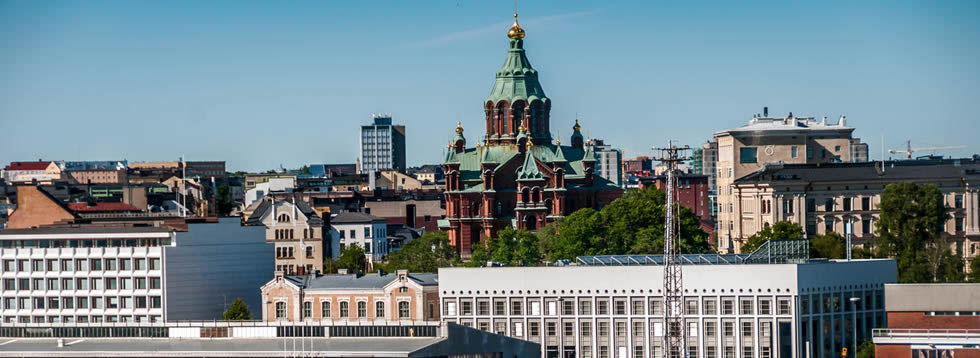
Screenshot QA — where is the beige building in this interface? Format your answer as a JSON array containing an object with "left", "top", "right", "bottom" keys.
[
  {"left": 730, "top": 159, "right": 980, "bottom": 269},
  {"left": 68, "top": 169, "right": 128, "bottom": 184},
  {"left": 246, "top": 198, "right": 327, "bottom": 275},
  {"left": 259, "top": 269, "right": 440, "bottom": 323},
  {"left": 714, "top": 109, "right": 868, "bottom": 252},
  {"left": 2, "top": 161, "right": 62, "bottom": 184},
  {"left": 376, "top": 170, "right": 422, "bottom": 191}
]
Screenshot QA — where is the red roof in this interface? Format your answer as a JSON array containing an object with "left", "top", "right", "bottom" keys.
[
  {"left": 5, "top": 161, "right": 54, "bottom": 171},
  {"left": 67, "top": 202, "right": 142, "bottom": 213}
]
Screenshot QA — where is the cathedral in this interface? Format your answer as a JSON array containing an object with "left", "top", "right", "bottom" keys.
[{"left": 441, "top": 14, "right": 623, "bottom": 257}]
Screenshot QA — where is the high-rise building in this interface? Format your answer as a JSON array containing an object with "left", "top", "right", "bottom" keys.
[
  {"left": 360, "top": 114, "right": 406, "bottom": 174},
  {"left": 590, "top": 139, "right": 622, "bottom": 187}
]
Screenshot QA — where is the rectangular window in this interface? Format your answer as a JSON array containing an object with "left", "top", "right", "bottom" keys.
[
  {"left": 686, "top": 300, "right": 698, "bottom": 315},
  {"left": 956, "top": 217, "right": 964, "bottom": 232},
  {"left": 862, "top": 197, "right": 871, "bottom": 211},
  {"left": 791, "top": 146, "right": 798, "bottom": 158},
  {"left": 705, "top": 321, "right": 716, "bottom": 336},
  {"left": 149, "top": 258, "right": 161, "bottom": 270},
  {"left": 722, "top": 299, "right": 734, "bottom": 315},
  {"left": 150, "top": 277, "right": 161, "bottom": 289},
  {"left": 955, "top": 194, "right": 963, "bottom": 209},
  {"left": 105, "top": 278, "right": 117, "bottom": 290},
  {"left": 631, "top": 300, "right": 644, "bottom": 315},
  {"left": 741, "top": 321, "right": 752, "bottom": 336},
  {"left": 579, "top": 300, "right": 592, "bottom": 315},
  {"left": 778, "top": 299, "right": 791, "bottom": 315},
  {"left": 511, "top": 301, "right": 522, "bottom": 315},
  {"left": 615, "top": 300, "right": 626, "bottom": 315},
  {"left": 105, "top": 259, "right": 116, "bottom": 271},
  {"left": 843, "top": 197, "right": 851, "bottom": 211},
  {"left": 862, "top": 219, "right": 871, "bottom": 235},
  {"left": 339, "top": 230, "right": 345, "bottom": 239},
  {"left": 598, "top": 300, "right": 609, "bottom": 315},
  {"left": 495, "top": 301, "right": 506, "bottom": 315},
  {"left": 759, "top": 299, "right": 771, "bottom": 315},
  {"left": 478, "top": 301, "right": 490, "bottom": 315},
  {"left": 462, "top": 301, "right": 473, "bottom": 315},
  {"left": 723, "top": 322, "right": 734, "bottom": 337},
  {"left": 824, "top": 198, "right": 834, "bottom": 212},
  {"left": 825, "top": 219, "right": 834, "bottom": 233},
  {"left": 739, "top": 147, "right": 758, "bottom": 164},
  {"left": 120, "top": 259, "right": 132, "bottom": 270},
  {"left": 564, "top": 300, "right": 575, "bottom": 315},
  {"left": 806, "top": 147, "right": 814, "bottom": 159}
]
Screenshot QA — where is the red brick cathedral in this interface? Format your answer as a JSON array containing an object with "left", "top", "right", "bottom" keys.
[{"left": 440, "top": 14, "right": 623, "bottom": 257}]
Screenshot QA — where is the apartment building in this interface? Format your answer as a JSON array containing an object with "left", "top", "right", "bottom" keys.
[
  {"left": 590, "top": 139, "right": 623, "bottom": 187},
  {"left": 438, "top": 242, "right": 896, "bottom": 358},
  {"left": 0, "top": 227, "right": 174, "bottom": 324},
  {"left": 729, "top": 159, "right": 980, "bottom": 266},
  {"left": 360, "top": 114, "right": 407, "bottom": 174},
  {"left": 245, "top": 198, "right": 327, "bottom": 275},
  {"left": 260, "top": 269, "right": 439, "bottom": 323},
  {"left": 2, "top": 161, "right": 62, "bottom": 184},
  {"left": 67, "top": 169, "right": 128, "bottom": 184},
  {"left": 873, "top": 284, "right": 980, "bottom": 357},
  {"left": 714, "top": 109, "right": 869, "bottom": 253},
  {"left": 329, "top": 212, "right": 388, "bottom": 264}
]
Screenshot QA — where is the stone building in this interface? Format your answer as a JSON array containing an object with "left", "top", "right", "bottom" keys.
[
  {"left": 246, "top": 198, "right": 327, "bottom": 275},
  {"left": 728, "top": 158, "right": 980, "bottom": 268},
  {"left": 259, "top": 269, "right": 439, "bottom": 323},
  {"left": 440, "top": 14, "right": 623, "bottom": 257}
]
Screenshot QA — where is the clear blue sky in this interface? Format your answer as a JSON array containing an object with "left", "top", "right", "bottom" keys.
[{"left": 1, "top": 0, "right": 978, "bottom": 171}]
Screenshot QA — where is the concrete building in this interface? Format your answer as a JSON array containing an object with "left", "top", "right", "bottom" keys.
[
  {"left": 2, "top": 161, "right": 62, "bottom": 184},
  {"left": 873, "top": 283, "right": 980, "bottom": 357},
  {"left": 727, "top": 158, "right": 980, "bottom": 266},
  {"left": 329, "top": 212, "right": 388, "bottom": 264},
  {"left": 244, "top": 177, "right": 295, "bottom": 208},
  {"left": 715, "top": 108, "right": 869, "bottom": 253},
  {"left": 376, "top": 170, "right": 422, "bottom": 191},
  {"left": 438, "top": 241, "right": 896, "bottom": 358},
  {"left": 365, "top": 198, "right": 445, "bottom": 233},
  {"left": 0, "top": 321, "right": 539, "bottom": 358},
  {"left": 67, "top": 169, "right": 128, "bottom": 185},
  {"left": 260, "top": 269, "right": 439, "bottom": 323},
  {"left": 361, "top": 114, "right": 407, "bottom": 174},
  {"left": 590, "top": 139, "right": 622, "bottom": 187},
  {"left": 245, "top": 198, "right": 327, "bottom": 275}
]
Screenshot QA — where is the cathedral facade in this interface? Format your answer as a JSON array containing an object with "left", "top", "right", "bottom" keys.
[{"left": 441, "top": 14, "right": 623, "bottom": 257}]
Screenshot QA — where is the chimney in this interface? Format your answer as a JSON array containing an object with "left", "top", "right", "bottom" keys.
[
  {"left": 763, "top": 107, "right": 768, "bottom": 117},
  {"left": 821, "top": 116, "right": 827, "bottom": 126},
  {"left": 839, "top": 115, "right": 846, "bottom": 126}
]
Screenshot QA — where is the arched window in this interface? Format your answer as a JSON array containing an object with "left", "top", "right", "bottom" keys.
[
  {"left": 376, "top": 301, "right": 385, "bottom": 318},
  {"left": 275, "top": 302, "right": 286, "bottom": 319},
  {"left": 277, "top": 214, "right": 290, "bottom": 223},
  {"left": 339, "top": 301, "right": 349, "bottom": 318},
  {"left": 305, "top": 246, "right": 313, "bottom": 258},
  {"left": 357, "top": 301, "right": 367, "bottom": 317},
  {"left": 399, "top": 301, "right": 410, "bottom": 320},
  {"left": 321, "top": 301, "right": 331, "bottom": 318}
]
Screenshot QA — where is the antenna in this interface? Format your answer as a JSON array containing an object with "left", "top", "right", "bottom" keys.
[{"left": 652, "top": 141, "right": 692, "bottom": 358}]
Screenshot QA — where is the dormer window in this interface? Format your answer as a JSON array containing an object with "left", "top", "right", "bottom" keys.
[{"left": 277, "top": 214, "right": 290, "bottom": 223}]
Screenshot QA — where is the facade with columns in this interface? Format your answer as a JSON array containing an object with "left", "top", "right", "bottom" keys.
[
  {"left": 729, "top": 158, "right": 980, "bottom": 270},
  {"left": 440, "top": 15, "right": 622, "bottom": 258}
]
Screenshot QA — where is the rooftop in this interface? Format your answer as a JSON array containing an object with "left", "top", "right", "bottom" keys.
[
  {"left": 4, "top": 161, "right": 54, "bottom": 171},
  {"left": 735, "top": 158, "right": 980, "bottom": 184},
  {"left": 577, "top": 239, "right": 810, "bottom": 266},
  {"left": 0, "top": 226, "right": 173, "bottom": 235},
  {"left": 67, "top": 202, "right": 142, "bottom": 213},
  {"left": 715, "top": 114, "right": 853, "bottom": 136},
  {"left": 286, "top": 271, "right": 438, "bottom": 290},
  {"left": 331, "top": 211, "right": 384, "bottom": 224}
]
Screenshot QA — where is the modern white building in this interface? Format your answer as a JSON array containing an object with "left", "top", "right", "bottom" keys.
[
  {"left": 329, "top": 212, "right": 388, "bottom": 265},
  {"left": 0, "top": 227, "right": 174, "bottom": 324},
  {"left": 360, "top": 114, "right": 407, "bottom": 174},
  {"left": 244, "top": 177, "right": 294, "bottom": 208},
  {"left": 438, "top": 241, "right": 896, "bottom": 358}
]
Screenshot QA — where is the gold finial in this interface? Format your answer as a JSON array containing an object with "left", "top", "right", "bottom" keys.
[
  {"left": 556, "top": 138, "right": 562, "bottom": 145},
  {"left": 527, "top": 139, "right": 534, "bottom": 149},
  {"left": 508, "top": 13, "right": 525, "bottom": 39},
  {"left": 518, "top": 119, "right": 528, "bottom": 133},
  {"left": 573, "top": 119, "right": 581, "bottom": 131},
  {"left": 456, "top": 121, "right": 464, "bottom": 134}
]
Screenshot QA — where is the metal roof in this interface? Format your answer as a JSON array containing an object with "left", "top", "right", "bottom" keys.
[{"left": 576, "top": 240, "right": 810, "bottom": 266}]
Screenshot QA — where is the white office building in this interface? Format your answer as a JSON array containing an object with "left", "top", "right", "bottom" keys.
[
  {"left": 438, "top": 241, "right": 896, "bottom": 358},
  {"left": 360, "top": 114, "right": 407, "bottom": 174}
]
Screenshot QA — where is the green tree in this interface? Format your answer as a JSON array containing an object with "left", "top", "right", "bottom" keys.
[
  {"left": 875, "top": 182, "right": 948, "bottom": 283},
  {"left": 300, "top": 165, "right": 311, "bottom": 175},
  {"left": 856, "top": 340, "right": 875, "bottom": 358},
  {"left": 222, "top": 298, "right": 252, "bottom": 320},
  {"left": 215, "top": 183, "right": 234, "bottom": 216},
  {"left": 938, "top": 247, "right": 965, "bottom": 283},
  {"left": 740, "top": 221, "right": 803, "bottom": 253},
  {"left": 470, "top": 227, "right": 541, "bottom": 266},
  {"left": 810, "top": 232, "right": 845, "bottom": 259},
  {"left": 968, "top": 258, "right": 980, "bottom": 283},
  {"left": 334, "top": 244, "right": 367, "bottom": 273},
  {"left": 381, "top": 231, "right": 459, "bottom": 272}
]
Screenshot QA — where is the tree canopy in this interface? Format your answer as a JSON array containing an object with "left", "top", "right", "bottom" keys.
[
  {"left": 969, "top": 258, "right": 980, "bottom": 283},
  {"left": 331, "top": 244, "right": 368, "bottom": 273},
  {"left": 216, "top": 183, "right": 234, "bottom": 216},
  {"left": 222, "top": 298, "right": 252, "bottom": 320},
  {"left": 380, "top": 231, "right": 460, "bottom": 273},
  {"left": 470, "top": 227, "right": 541, "bottom": 266},
  {"left": 809, "top": 232, "right": 845, "bottom": 259},
  {"left": 740, "top": 221, "right": 804, "bottom": 253},
  {"left": 874, "top": 182, "right": 951, "bottom": 283}
]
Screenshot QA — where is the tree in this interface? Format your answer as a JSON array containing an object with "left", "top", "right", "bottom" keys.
[
  {"left": 470, "top": 227, "right": 541, "bottom": 266},
  {"left": 300, "top": 165, "right": 311, "bottom": 175},
  {"left": 381, "top": 231, "right": 459, "bottom": 272},
  {"left": 938, "top": 246, "right": 965, "bottom": 283},
  {"left": 856, "top": 340, "right": 875, "bottom": 358},
  {"left": 215, "top": 183, "right": 234, "bottom": 216},
  {"left": 968, "top": 258, "right": 980, "bottom": 283},
  {"left": 875, "top": 182, "right": 948, "bottom": 283},
  {"left": 334, "top": 244, "right": 367, "bottom": 273},
  {"left": 810, "top": 232, "right": 845, "bottom": 259},
  {"left": 740, "top": 221, "right": 803, "bottom": 253},
  {"left": 222, "top": 298, "right": 252, "bottom": 320}
]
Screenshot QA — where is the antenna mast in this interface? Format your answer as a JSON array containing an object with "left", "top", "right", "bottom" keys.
[{"left": 653, "top": 141, "right": 692, "bottom": 358}]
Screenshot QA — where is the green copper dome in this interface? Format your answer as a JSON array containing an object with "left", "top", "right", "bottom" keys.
[{"left": 486, "top": 38, "right": 548, "bottom": 104}]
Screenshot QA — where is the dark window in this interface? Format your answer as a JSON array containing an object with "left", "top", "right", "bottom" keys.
[
  {"left": 862, "top": 197, "right": 870, "bottom": 211},
  {"left": 739, "top": 148, "right": 758, "bottom": 164}
]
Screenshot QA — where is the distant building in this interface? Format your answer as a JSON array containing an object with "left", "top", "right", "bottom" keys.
[
  {"left": 309, "top": 164, "right": 358, "bottom": 178},
  {"left": 129, "top": 161, "right": 225, "bottom": 179},
  {"left": 376, "top": 170, "right": 422, "bottom": 191},
  {"left": 2, "top": 161, "right": 61, "bottom": 184},
  {"left": 715, "top": 108, "right": 869, "bottom": 253},
  {"left": 590, "top": 139, "right": 622, "bottom": 187},
  {"left": 260, "top": 269, "right": 439, "bottom": 323},
  {"left": 873, "top": 283, "right": 980, "bottom": 357},
  {"left": 639, "top": 173, "right": 715, "bottom": 243},
  {"left": 329, "top": 212, "right": 388, "bottom": 264},
  {"left": 244, "top": 174, "right": 296, "bottom": 208},
  {"left": 360, "top": 114, "right": 407, "bottom": 174},
  {"left": 365, "top": 198, "right": 444, "bottom": 232},
  {"left": 68, "top": 169, "right": 128, "bottom": 184},
  {"left": 58, "top": 160, "right": 128, "bottom": 171},
  {"left": 245, "top": 198, "right": 327, "bottom": 275},
  {"left": 5, "top": 185, "right": 77, "bottom": 229}
]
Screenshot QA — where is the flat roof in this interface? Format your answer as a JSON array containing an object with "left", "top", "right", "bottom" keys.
[
  {"left": 884, "top": 283, "right": 980, "bottom": 312},
  {"left": 0, "top": 338, "right": 441, "bottom": 357},
  {"left": 0, "top": 227, "right": 173, "bottom": 235}
]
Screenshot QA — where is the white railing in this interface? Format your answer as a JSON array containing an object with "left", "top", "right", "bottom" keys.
[{"left": 873, "top": 328, "right": 980, "bottom": 338}]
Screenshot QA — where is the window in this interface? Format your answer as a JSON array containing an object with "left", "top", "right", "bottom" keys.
[
  {"left": 150, "top": 277, "right": 161, "bottom": 289},
  {"left": 778, "top": 299, "right": 791, "bottom": 315},
  {"left": 723, "top": 322, "right": 734, "bottom": 337},
  {"left": 340, "top": 301, "right": 349, "bottom": 317},
  {"left": 547, "top": 322, "right": 557, "bottom": 336},
  {"left": 825, "top": 219, "right": 834, "bottom": 233},
  {"left": 579, "top": 300, "right": 592, "bottom": 315},
  {"left": 107, "top": 297, "right": 118, "bottom": 309},
  {"left": 375, "top": 301, "right": 385, "bottom": 318},
  {"left": 806, "top": 147, "right": 813, "bottom": 159},
  {"left": 722, "top": 299, "right": 734, "bottom": 315},
  {"left": 704, "top": 299, "right": 717, "bottom": 315},
  {"left": 322, "top": 301, "right": 331, "bottom": 318},
  {"left": 478, "top": 301, "right": 490, "bottom": 315},
  {"left": 349, "top": 230, "right": 356, "bottom": 239},
  {"left": 956, "top": 218, "right": 964, "bottom": 232},
  {"left": 495, "top": 301, "right": 506, "bottom": 315},
  {"left": 77, "top": 278, "right": 88, "bottom": 290},
  {"left": 598, "top": 300, "right": 609, "bottom": 315},
  {"left": 739, "top": 147, "right": 758, "bottom": 163},
  {"left": 339, "top": 230, "right": 345, "bottom": 239},
  {"left": 835, "top": 145, "right": 841, "bottom": 152},
  {"left": 631, "top": 300, "right": 644, "bottom": 315},
  {"left": 149, "top": 258, "right": 160, "bottom": 270},
  {"left": 564, "top": 300, "right": 575, "bottom": 315},
  {"left": 599, "top": 322, "right": 610, "bottom": 337},
  {"left": 741, "top": 321, "right": 752, "bottom": 336},
  {"left": 705, "top": 321, "right": 716, "bottom": 336},
  {"left": 511, "top": 301, "right": 522, "bottom": 315},
  {"left": 276, "top": 302, "right": 286, "bottom": 319},
  {"left": 633, "top": 321, "right": 644, "bottom": 337},
  {"left": 862, "top": 219, "right": 872, "bottom": 235},
  {"left": 120, "top": 259, "right": 131, "bottom": 270},
  {"left": 740, "top": 299, "right": 753, "bottom": 315},
  {"left": 791, "top": 146, "right": 798, "bottom": 158},
  {"left": 689, "top": 322, "right": 698, "bottom": 336},
  {"left": 759, "top": 299, "right": 771, "bottom": 315},
  {"left": 396, "top": 301, "right": 409, "bottom": 319},
  {"left": 686, "top": 300, "right": 698, "bottom": 315},
  {"left": 615, "top": 322, "right": 626, "bottom": 337},
  {"left": 364, "top": 227, "right": 371, "bottom": 237},
  {"left": 105, "top": 278, "right": 117, "bottom": 290},
  {"left": 357, "top": 301, "right": 367, "bottom": 317},
  {"left": 824, "top": 198, "right": 834, "bottom": 211},
  {"left": 955, "top": 194, "right": 963, "bottom": 208},
  {"left": 105, "top": 259, "right": 116, "bottom": 271},
  {"left": 615, "top": 300, "right": 626, "bottom": 315}
]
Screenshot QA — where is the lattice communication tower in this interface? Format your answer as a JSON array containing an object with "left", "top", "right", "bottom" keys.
[{"left": 652, "top": 141, "right": 692, "bottom": 358}]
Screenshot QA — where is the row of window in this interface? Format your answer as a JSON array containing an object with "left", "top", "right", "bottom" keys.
[
  {"left": 444, "top": 297, "right": 794, "bottom": 317},
  {"left": 0, "top": 238, "right": 169, "bottom": 249},
  {"left": 337, "top": 228, "right": 373, "bottom": 239},
  {"left": 469, "top": 319, "right": 779, "bottom": 342},
  {"left": 2, "top": 276, "right": 161, "bottom": 291},
  {"left": 275, "top": 246, "right": 314, "bottom": 259},
  {"left": 1, "top": 258, "right": 161, "bottom": 273},
  {"left": 2, "top": 295, "right": 162, "bottom": 310},
  {"left": 275, "top": 300, "right": 412, "bottom": 320},
  {"left": 2, "top": 315, "right": 162, "bottom": 324}
]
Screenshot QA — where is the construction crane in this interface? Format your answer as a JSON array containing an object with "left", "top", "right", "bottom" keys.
[
  {"left": 888, "top": 140, "right": 965, "bottom": 159},
  {"left": 653, "top": 141, "right": 691, "bottom": 358}
]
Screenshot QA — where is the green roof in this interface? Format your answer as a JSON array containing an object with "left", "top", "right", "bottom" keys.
[
  {"left": 486, "top": 39, "right": 549, "bottom": 104},
  {"left": 517, "top": 149, "right": 545, "bottom": 181}
]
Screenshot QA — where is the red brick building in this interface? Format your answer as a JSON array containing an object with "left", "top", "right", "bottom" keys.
[
  {"left": 874, "top": 284, "right": 980, "bottom": 357},
  {"left": 440, "top": 16, "right": 623, "bottom": 257},
  {"left": 639, "top": 173, "right": 716, "bottom": 243}
]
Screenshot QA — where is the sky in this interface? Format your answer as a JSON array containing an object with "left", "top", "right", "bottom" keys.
[{"left": 1, "top": 0, "right": 978, "bottom": 172}]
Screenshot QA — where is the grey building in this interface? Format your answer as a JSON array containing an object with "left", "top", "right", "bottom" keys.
[
  {"left": 438, "top": 242, "right": 896, "bottom": 358},
  {"left": 590, "top": 139, "right": 622, "bottom": 187},
  {"left": 360, "top": 114, "right": 407, "bottom": 174}
]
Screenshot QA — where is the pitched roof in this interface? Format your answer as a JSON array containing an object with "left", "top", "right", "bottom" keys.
[
  {"left": 5, "top": 161, "right": 54, "bottom": 171},
  {"left": 245, "top": 198, "right": 324, "bottom": 226},
  {"left": 332, "top": 211, "right": 384, "bottom": 224},
  {"left": 517, "top": 151, "right": 546, "bottom": 181},
  {"left": 67, "top": 202, "right": 142, "bottom": 213},
  {"left": 286, "top": 272, "right": 438, "bottom": 290}
]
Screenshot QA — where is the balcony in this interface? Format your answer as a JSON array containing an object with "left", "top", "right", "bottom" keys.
[{"left": 873, "top": 328, "right": 980, "bottom": 345}]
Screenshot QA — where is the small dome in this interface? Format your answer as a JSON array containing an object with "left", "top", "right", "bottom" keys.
[
  {"left": 573, "top": 119, "right": 581, "bottom": 131},
  {"left": 508, "top": 13, "right": 525, "bottom": 39},
  {"left": 456, "top": 121, "right": 464, "bottom": 134}
]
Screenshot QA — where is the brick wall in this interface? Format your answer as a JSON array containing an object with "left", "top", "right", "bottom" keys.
[
  {"left": 887, "top": 312, "right": 980, "bottom": 330},
  {"left": 6, "top": 185, "right": 75, "bottom": 229}
]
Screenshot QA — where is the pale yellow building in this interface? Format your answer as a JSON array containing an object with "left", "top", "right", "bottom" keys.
[{"left": 245, "top": 197, "right": 327, "bottom": 275}]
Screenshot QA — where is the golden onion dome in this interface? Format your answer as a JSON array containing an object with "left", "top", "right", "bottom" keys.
[
  {"left": 508, "top": 13, "right": 525, "bottom": 39},
  {"left": 456, "top": 121, "right": 464, "bottom": 134},
  {"left": 573, "top": 119, "right": 581, "bottom": 131}
]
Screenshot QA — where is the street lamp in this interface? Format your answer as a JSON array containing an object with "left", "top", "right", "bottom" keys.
[{"left": 849, "top": 297, "right": 862, "bottom": 355}]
